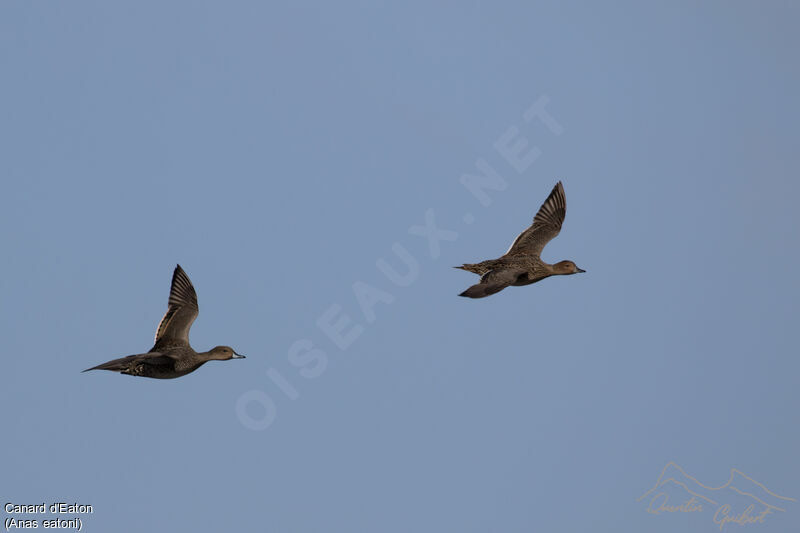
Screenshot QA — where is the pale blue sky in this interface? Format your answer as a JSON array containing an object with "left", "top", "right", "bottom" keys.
[{"left": 2, "top": 2, "right": 798, "bottom": 532}]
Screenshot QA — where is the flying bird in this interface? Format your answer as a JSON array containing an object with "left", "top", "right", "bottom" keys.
[
  {"left": 84, "top": 265, "right": 245, "bottom": 378},
  {"left": 456, "top": 181, "right": 585, "bottom": 298}
]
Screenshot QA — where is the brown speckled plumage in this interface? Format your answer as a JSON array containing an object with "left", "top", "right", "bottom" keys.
[
  {"left": 83, "top": 265, "right": 245, "bottom": 379},
  {"left": 456, "top": 181, "right": 585, "bottom": 298}
]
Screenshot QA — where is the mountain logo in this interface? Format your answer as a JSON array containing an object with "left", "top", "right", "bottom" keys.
[{"left": 638, "top": 461, "right": 795, "bottom": 529}]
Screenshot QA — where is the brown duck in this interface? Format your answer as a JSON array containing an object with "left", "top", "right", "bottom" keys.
[
  {"left": 456, "top": 181, "right": 585, "bottom": 298},
  {"left": 84, "top": 265, "right": 245, "bottom": 379}
]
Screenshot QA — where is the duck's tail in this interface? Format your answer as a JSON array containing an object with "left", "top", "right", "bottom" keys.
[
  {"left": 82, "top": 354, "right": 140, "bottom": 373},
  {"left": 454, "top": 262, "right": 492, "bottom": 275}
]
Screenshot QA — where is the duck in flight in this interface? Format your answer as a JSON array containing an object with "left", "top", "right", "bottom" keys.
[
  {"left": 456, "top": 181, "right": 585, "bottom": 298},
  {"left": 84, "top": 265, "right": 245, "bottom": 378}
]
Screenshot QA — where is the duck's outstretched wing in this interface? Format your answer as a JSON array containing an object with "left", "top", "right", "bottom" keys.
[
  {"left": 505, "top": 181, "right": 566, "bottom": 257},
  {"left": 153, "top": 265, "right": 198, "bottom": 347},
  {"left": 459, "top": 268, "right": 525, "bottom": 299}
]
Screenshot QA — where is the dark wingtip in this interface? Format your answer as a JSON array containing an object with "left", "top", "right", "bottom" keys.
[{"left": 459, "top": 284, "right": 495, "bottom": 298}]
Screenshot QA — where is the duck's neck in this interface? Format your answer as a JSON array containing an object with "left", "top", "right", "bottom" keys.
[
  {"left": 544, "top": 262, "right": 567, "bottom": 276},
  {"left": 543, "top": 262, "right": 559, "bottom": 275},
  {"left": 194, "top": 350, "right": 216, "bottom": 362}
]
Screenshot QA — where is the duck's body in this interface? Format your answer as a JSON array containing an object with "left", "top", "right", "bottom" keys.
[
  {"left": 457, "top": 181, "right": 584, "bottom": 298},
  {"left": 457, "top": 255, "right": 554, "bottom": 285},
  {"left": 85, "top": 345, "right": 214, "bottom": 379},
  {"left": 84, "top": 265, "right": 245, "bottom": 379}
]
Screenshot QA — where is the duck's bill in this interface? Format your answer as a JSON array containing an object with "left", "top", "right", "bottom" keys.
[
  {"left": 576, "top": 268, "right": 586, "bottom": 273},
  {"left": 232, "top": 352, "right": 246, "bottom": 359}
]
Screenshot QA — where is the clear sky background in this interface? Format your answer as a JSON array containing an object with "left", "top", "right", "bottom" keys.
[{"left": 2, "top": 2, "right": 798, "bottom": 532}]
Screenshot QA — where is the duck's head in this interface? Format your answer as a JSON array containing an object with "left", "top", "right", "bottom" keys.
[
  {"left": 554, "top": 260, "right": 586, "bottom": 275},
  {"left": 208, "top": 346, "right": 246, "bottom": 361}
]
